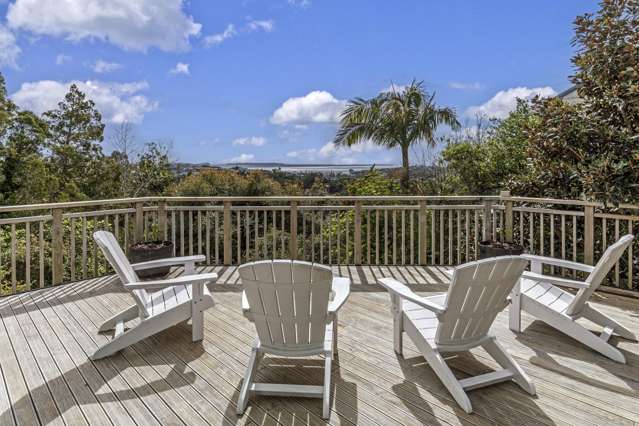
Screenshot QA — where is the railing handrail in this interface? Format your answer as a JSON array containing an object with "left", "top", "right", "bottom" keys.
[
  {"left": 2, "top": 194, "right": 639, "bottom": 214},
  {"left": 0, "top": 195, "right": 503, "bottom": 213}
]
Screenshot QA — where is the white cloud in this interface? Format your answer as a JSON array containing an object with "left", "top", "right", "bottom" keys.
[
  {"left": 271, "top": 91, "right": 346, "bottom": 125},
  {"left": 7, "top": 0, "right": 201, "bottom": 52},
  {"left": 55, "top": 54, "right": 71, "bottom": 65},
  {"left": 92, "top": 59, "right": 122, "bottom": 73},
  {"left": 0, "top": 25, "right": 21, "bottom": 68},
  {"left": 288, "top": 0, "right": 311, "bottom": 8},
  {"left": 169, "top": 62, "right": 190, "bottom": 75},
  {"left": 232, "top": 136, "right": 266, "bottom": 147},
  {"left": 466, "top": 86, "right": 557, "bottom": 119},
  {"left": 11, "top": 80, "right": 158, "bottom": 123},
  {"left": 287, "top": 140, "right": 382, "bottom": 164},
  {"left": 247, "top": 20, "right": 274, "bottom": 33},
  {"left": 226, "top": 153, "right": 255, "bottom": 163},
  {"left": 449, "top": 81, "right": 483, "bottom": 90},
  {"left": 204, "top": 24, "right": 236, "bottom": 46}
]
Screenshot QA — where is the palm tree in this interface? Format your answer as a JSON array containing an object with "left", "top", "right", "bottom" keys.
[{"left": 334, "top": 80, "right": 461, "bottom": 189}]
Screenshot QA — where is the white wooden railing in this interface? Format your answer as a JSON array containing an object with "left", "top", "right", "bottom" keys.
[{"left": 0, "top": 193, "right": 637, "bottom": 297}]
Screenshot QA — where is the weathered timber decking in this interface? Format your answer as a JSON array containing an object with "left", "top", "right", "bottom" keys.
[{"left": 1, "top": 265, "right": 638, "bottom": 426}]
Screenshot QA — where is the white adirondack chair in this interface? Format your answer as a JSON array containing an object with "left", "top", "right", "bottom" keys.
[
  {"left": 509, "top": 234, "right": 637, "bottom": 363},
  {"left": 92, "top": 231, "right": 218, "bottom": 360},
  {"left": 379, "top": 256, "right": 535, "bottom": 414},
  {"left": 236, "top": 260, "right": 350, "bottom": 419}
]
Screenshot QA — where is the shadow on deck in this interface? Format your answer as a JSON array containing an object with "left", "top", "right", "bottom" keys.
[{"left": 0, "top": 265, "right": 638, "bottom": 426}]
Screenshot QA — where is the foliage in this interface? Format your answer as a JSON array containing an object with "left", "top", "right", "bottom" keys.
[
  {"left": 345, "top": 169, "right": 401, "bottom": 196},
  {"left": 168, "top": 168, "right": 301, "bottom": 196},
  {"left": 511, "top": 0, "right": 639, "bottom": 203},
  {"left": 441, "top": 101, "right": 533, "bottom": 195},
  {"left": 335, "top": 80, "right": 460, "bottom": 188},
  {"left": 572, "top": 0, "right": 639, "bottom": 137}
]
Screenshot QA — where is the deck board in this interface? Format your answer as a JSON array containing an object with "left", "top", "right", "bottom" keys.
[{"left": 1, "top": 266, "right": 638, "bottom": 426}]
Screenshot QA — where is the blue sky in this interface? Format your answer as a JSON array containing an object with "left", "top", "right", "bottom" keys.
[{"left": 0, "top": 0, "right": 599, "bottom": 165}]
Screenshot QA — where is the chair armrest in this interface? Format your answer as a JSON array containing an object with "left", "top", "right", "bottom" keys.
[
  {"left": 328, "top": 277, "right": 351, "bottom": 313},
  {"left": 242, "top": 290, "right": 250, "bottom": 312},
  {"left": 521, "top": 254, "right": 594, "bottom": 273},
  {"left": 125, "top": 272, "right": 218, "bottom": 290},
  {"left": 378, "top": 278, "right": 445, "bottom": 315},
  {"left": 522, "top": 271, "right": 590, "bottom": 289},
  {"left": 131, "top": 255, "right": 206, "bottom": 271}
]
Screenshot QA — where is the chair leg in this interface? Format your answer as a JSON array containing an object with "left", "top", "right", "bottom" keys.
[
  {"left": 323, "top": 353, "right": 332, "bottom": 419},
  {"left": 482, "top": 337, "right": 536, "bottom": 395},
  {"left": 332, "top": 315, "right": 338, "bottom": 355},
  {"left": 191, "top": 303, "right": 204, "bottom": 342},
  {"left": 509, "top": 281, "right": 522, "bottom": 333},
  {"left": 91, "top": 318, "right": 156, "bottom": 360},
  {"left": 581, "top": 304, "right": 637, "bottom": 341},
  {"left": 536, "top": 306, "right": 626, "bottom": 363},
  {"left": 97, "top": 304, "right": 138, "bottom": 332},
  {"left": 237, "top": 345, "right": 261, "bottom": 415},
  {"left": 408, "top": 323, "right": 472, "bottom": 413}
]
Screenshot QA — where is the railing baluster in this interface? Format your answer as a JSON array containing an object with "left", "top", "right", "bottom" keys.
[
  {"left": 628, "top": 220, "right": 633, "bottom": 289},
  {"left": 473, "top": 210, "right": 479, "bottom": 260},
  {"left": 245, "top": 210, "right": 250, "bottom": 262},
  {"left": 215, "top": 211, "right": 220, "bottom": 264},
  {"left": 171, "top": 211, "right": 176, "bottom": 256},
  {"left": 465, "top": 210, "right": 470, "bottom": 262},
  {"left": 401, "top": 209, "right": 405, "bottom": 265},
  {"left": 236, "top": 209, "right": 241, "bottom": 263},
  {"left": 320, "top": 210, "right": 325, "bottom": 264},
  {"left": 431, "top": 210, "right": 436, "bottom": 264},
  {"left": 539, "top": 213, "right": 544, "bottom": 257},
  {"left": 456, "top": 210, "right": 461, "bottom": 265},
  {"left": 384, "top": 210, "right": 388, "bottom": 265},
  {"left": 206, "top": 211, "right": 211, "bottom": 264},
  {"left": 24, "top": 223, "right": 31, "bottom": 289},
  {"left": 572, "top": 216, "right": 577, "bottom": 277},
  {"left": 367, "top": 210, "right": 371, "bottom": 265},
  {"left": 410, "top": 209, "right": 414, "bottom": 265},
  {"left": 615, "top": 219, "right": 620, "bottom": 286},
  {"left": 550, "top": 214, "right": 555, "bottom": 275},
  {"left": 180, "top": 210, "right": 185, "bottom": 257},
  {"left": 39, "top": 221, "right": 44, "bottom": 288},
  {"left": 392, "top": 209, "right": 397, "bottom": 265},
  {"left": 448, "top": 209, "right": 453, "bottom": 266},
  {"left": 375, "top": 209, "right": 380, "bottom": 265},
  {"left": 198, "top": 211, "right": 203, "bottom": 255},
  {"left": 529, "top": 212, "right": 534, "bottom": 253},
  {"left": 93, "top": 216, "right": 98, "bottom": 277},
  {"left": 190, "top": 210, "right": 194, "bottom": 256},
  {"left": 81, "top": 217, "right": 87, "bottom": 278},
  {"left": 439, "top": 210, "right": 445, "bottom": 265},
  {"left": 70, "top": 218, "right": 75, "bottom": 282},
  {"left": 11, "top": 224, "right": 16, "bottom": 293}
]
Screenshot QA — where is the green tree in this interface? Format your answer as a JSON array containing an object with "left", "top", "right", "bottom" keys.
[
  {"left": 442, "top": 101, "right": 533, "bottom": 195},
  {"left": 43, "top": 84, "right": 106, "bottom": 200},
  {"left": 572, "top": 0, "right": 639, "bottom": 137},
  {"left": 335, "top": 80, "right": 460, "bottom": 189},
  {"left": 0, "top": 73, "right": 52, "bottom": 204}
]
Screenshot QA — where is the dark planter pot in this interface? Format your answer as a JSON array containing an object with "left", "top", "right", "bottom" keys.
[
  {"left": 478, "top": 240, "right": 524, "bottom": 260},
  {"left": 128, "top": 241, "right": 174, "bottom": 279}
]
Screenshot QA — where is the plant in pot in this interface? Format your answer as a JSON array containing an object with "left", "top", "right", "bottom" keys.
[
  {"left": 128, "top": 227, "right": 174, "bottom": 279},
  {"left": 478, "top": 228, "right": 525, "bottom": 259}
]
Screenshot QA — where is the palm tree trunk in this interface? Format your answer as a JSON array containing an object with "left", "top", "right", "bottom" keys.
[{"left": 400, "top": 143, "right": 410, "bottom": 189}]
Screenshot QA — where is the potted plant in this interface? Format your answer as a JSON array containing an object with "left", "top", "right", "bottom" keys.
[
  {"left": 128, "top": 240, "right": 174, "bottom": 279},
  {"left": 478, "top": 239, "right": 524, "bottom": 259}
]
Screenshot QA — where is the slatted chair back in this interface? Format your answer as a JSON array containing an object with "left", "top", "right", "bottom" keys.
[
  {"left": 238, "top": 260, "right": 333, "bottom": 352},
  {"left": 94, "top": 231, "right": 150, "bottom": 317},
  {"left": 436, "top": 256, "right": 528, "bottom": 348},
  {"left": 566, "top": 234, "right": 634, "bottom": 316}
]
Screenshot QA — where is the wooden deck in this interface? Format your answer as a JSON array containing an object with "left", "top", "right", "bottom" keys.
[{"left": 1, "top": 265, "right": 638, "bottom": 426}]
